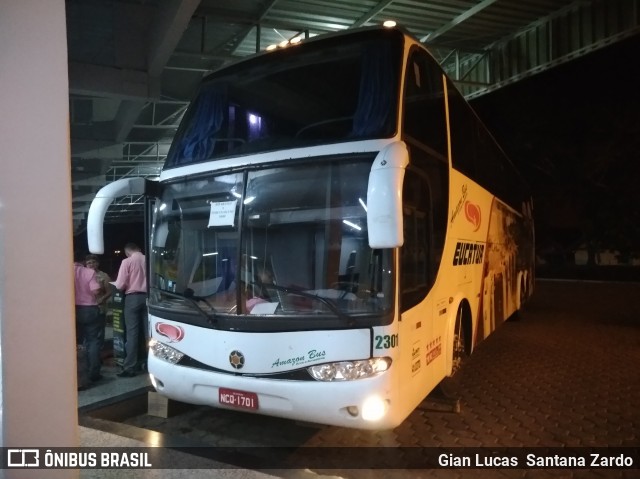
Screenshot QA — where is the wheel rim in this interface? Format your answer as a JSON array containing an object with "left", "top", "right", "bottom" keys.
[{"left": 452, "top": 308, "right": 466, "bottom": 374}]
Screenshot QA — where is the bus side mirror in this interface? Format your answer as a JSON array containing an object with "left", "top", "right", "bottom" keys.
[
  {"left": 366, "top": 141, "right": 409, "bottom": 249},
  {"left": 87, "top": 177, "right": 147, "bottom": 254}
]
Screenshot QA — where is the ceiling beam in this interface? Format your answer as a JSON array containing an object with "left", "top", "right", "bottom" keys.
[
  {"left": 72, "top": 175, "right": 107, "bottom": 187},
  {"left": 70, "top": 141, "right": 122, "bottom": 162},
  {"left": 68, "top": 62, "right": 157, "bottom": 101},
  {"left": 68, "top": 1, "right": 199, "bottom": 100},
  {"left": 421, "top": 0, "right": 499, "bottom": 43},
  {"left": 148, "top": 0, "right": 202, "bottom": 78},
  {"left": 114, "top": 100, "right": 147, "bottom": 143},
  {"left": 351, "top": 0, "right": 395, "bottom": 28},
  {"left": 194, "top": 6, "right": 261, "bottom": 24},
  {"left": 227, "top": 0, "right": 280, "bottom": 55},
  {"left": 71, "top": 140, "right": 118, "bottom": 157},
  {"left": 72, "top": 193, "right": 101, "bottom": 203},
  {"left": 193, "top": 5, "right": 335, "bottom": 34}
]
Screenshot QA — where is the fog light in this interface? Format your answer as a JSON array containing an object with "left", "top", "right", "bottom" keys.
[
  {"left": 361, "top": 396, "right": 388, "bottom": 421},
  {"left": 149, "top": 373, "right": 165, "bottom": 390}
]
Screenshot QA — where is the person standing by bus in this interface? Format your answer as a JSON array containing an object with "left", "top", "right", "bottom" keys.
[
  {"left": 74, "top": 252, "right": 103, "bottom": 387},
  {"left": 114, "top": 243, "right": 147, "bottom": 377},
  {"left": 85, "top": 254, "right": 112, "bottom": 369}
]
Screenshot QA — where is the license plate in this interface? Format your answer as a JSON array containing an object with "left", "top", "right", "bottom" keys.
[{"left": 218, "top": 387, "right": 259, "bottom": 411}]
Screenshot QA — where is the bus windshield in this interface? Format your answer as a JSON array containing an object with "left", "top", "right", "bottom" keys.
[
  {"left": 164, "top": 29, "right": 403, "bottom": 168},
  {"left": 150, "top": 158, "right": 394, "bottom": 328}
]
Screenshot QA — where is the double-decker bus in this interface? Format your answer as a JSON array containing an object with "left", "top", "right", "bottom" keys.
[{"left": 88, "top": 26, "right": 534, "bottom": 429}]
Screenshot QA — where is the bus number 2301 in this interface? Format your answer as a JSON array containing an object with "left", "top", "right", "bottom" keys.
[{"left": 375, "top": 334, "right": 398, "bottom": 349}]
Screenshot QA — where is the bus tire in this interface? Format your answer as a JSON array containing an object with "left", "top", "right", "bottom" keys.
[
  {"left": 519, "top": 272, "right": 528, "bottom": 308},
  {"left": 510, "top": 274, "right": 528, "bottom": 321},
  {"left": 451, "top": 303, "right": 470, "bottom": 376}
]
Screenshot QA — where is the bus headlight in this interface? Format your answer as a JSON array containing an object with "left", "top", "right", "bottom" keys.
[
  {"left": 149, "top": 338, "right": 184, "bottom": 364},
  {"left": 307, "top": 357, "right": 391, "bottom": 381}
]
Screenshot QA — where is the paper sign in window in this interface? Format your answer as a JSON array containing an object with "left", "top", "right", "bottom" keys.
[
  {"left": 208, "top": 200, "right": 237, "bottom": 227},
  {"left": 250, "top": 302, "right": 279, "bottom": 315}
]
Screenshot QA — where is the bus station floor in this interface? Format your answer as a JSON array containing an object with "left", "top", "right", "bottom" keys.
[
  {"left": 77, "top": 279, "right": 640, "bottom": 478},
  {"left": 78, "top": 354, "right": 281, "bottom": 478},
  {"left": 78, "top": 358, "right": 150, "bottom": 409}
]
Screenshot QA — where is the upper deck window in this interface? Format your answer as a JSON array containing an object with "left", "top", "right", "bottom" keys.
[{"left": 165, "top": 29, "right": 403, "bottom": 169}]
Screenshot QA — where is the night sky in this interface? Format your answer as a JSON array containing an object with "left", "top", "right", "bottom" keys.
[{"left": 472, "top": 33, "right": 640, "bottom": 268}]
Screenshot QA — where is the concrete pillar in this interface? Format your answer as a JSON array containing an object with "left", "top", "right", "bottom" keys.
[{"left": 0, "top": 1, "right": 79, "bottom": 478}]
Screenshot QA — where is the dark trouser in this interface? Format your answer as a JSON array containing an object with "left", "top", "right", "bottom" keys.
[
  {"left": 96, "top": 311, "right": 107, "bottom": 354},
  {"left": 76, "top": 305, "right": 104, "bottom": 380},
  {"left": 123, "top": 293, "right": 148, "bottom": 372}
]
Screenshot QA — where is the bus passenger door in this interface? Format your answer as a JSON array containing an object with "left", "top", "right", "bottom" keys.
[
  {"left": 398, "top": 170, "right": 440, "bottom": 402},
  {"left": 400, "top": 47, "right": 450, "bottom": 393}
]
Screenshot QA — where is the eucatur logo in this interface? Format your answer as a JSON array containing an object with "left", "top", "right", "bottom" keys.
[
  {"left": 464, "top": 201, "right": 481, "bottom": 232},
  {"left": 155, "top": 323, "right": 185, "bottom": 342}
]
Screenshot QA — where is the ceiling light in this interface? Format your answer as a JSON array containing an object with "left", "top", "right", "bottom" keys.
[
  {"left": 383, "top": 20, "right": 397, "bottom": 28},
  {"left": 343, "top": 219, "right": 361, "bottom": 231}
]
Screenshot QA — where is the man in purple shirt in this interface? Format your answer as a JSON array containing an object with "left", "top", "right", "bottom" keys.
[
  {"left": 74, "top": 252, "right": 104, "bottom": 385},
  {"left": 114, "top": 242, "right": 148, "bottom": 377}
]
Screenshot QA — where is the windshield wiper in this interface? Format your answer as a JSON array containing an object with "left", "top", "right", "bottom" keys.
[
  {"left": 156, "top": 288, "right": 217, "bottom": 326},
  {"left": 249, "top": 282, "right": 355, "bottom": 326}
]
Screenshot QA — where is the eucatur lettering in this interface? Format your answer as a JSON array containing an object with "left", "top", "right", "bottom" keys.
[{"left": 452, "top": 242, "right": 484, "bottom": 266}]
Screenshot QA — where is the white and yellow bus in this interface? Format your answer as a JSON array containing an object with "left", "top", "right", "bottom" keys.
[{"left": 88, "top": 26, "right": 534, "bottom": 430}]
